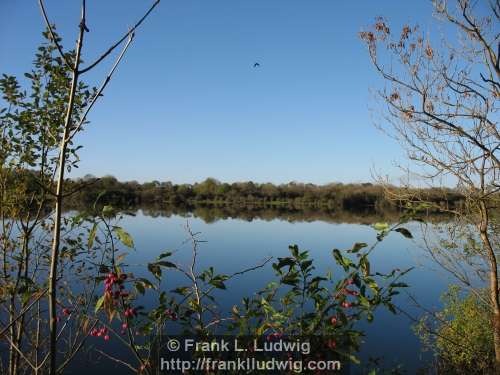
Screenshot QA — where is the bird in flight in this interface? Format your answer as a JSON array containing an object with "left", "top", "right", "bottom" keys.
[{"left": 253, "top": 62, "right": 261, "bottom": 68}]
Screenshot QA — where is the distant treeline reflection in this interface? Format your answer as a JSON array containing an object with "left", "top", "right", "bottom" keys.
[{"left": 122, "top": 202, "right": 451, "bottom": 224}]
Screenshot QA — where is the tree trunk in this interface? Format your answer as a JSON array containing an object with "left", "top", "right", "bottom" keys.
[
  {"left": 47, "top": 8, "right": 85, "bottom": 371},
  {"left": 48, "top": 69, "right": 80, "bottom": 375}
]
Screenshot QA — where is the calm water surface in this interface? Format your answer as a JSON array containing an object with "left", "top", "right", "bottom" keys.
[{"left": 96, "top": 209, "right": 455, "bottom": 373}]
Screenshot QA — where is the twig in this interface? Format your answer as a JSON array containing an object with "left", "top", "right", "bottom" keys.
[
  {"left": 62, "top": 178, "right": 101, "bottom": 198},
  {"left": 0, "top": 288, "right": 48, "bottom": 338},
  {"left": 78, "top": 0, "right": 160, "bottom": 74},
  {"left": 68, "top": 32, "right": 135, "bottom": 141},
  {"left": 94, "top": 349, "right": 138, "bottom": 373},
  {"left": 38, "top": 0, "right": 73, "bottom": 69}
]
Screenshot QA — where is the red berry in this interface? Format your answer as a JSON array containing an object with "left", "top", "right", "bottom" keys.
[
  {"left": 62, "top": 308, "right": 71, "bottom": 316},
  {"left": 327, "top": 339, "right": 336, "bottom": 349},
  {"left": 104, "top": 335, "right": 110, "bottom": 341},
  {"left": 122, "top": 323, "right": 128, "bottom": 330},
  {"left": 341, "top": 301, "right": 352, "bottom": 308},
  {"left": 345, "top": 289, "right": 359, "bottom": 296},
  {"left": 330, "top": 316, "right": 338, "bottom": 325}
]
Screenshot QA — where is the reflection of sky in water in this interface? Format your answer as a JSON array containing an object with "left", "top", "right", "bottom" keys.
[{"left": 107, "top": 210, "right": 458, "bottom": 372}]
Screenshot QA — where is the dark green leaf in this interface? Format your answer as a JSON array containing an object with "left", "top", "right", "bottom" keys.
[{"left": 395, "top": 227, "right": 413, "bottom": 239}]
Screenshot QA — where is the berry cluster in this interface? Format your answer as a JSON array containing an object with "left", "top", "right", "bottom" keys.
[
  {"left": 103, "top": 272, "right": 136, "bottom": 316},
  {"left": 344, "top": 289, "right": 360, "bottom": 296},
  {"left": 98, "top": 271, "right": 141, "bottom": 337},
  {"left": 90, "top": 326, "right": 110, "bottom": 341},
  {"left": 62, "top": 307, "right": 72, "bottom": 317},
  {"left": 104, "top": 272, "right": 127, "bottom": 298},
  {"left": 164, "top": 308, "right": 178, "bottom": 321},
  {"left": 124, "top": 307, "right": 136, "bottom": 318},
  {"left": 334, "top": 278, "right": 361, "bottom": 309}
]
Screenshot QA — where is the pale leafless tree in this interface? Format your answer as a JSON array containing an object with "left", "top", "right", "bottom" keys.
[{"left": 361, "top": 0, "right": 499, "bottom": 369}]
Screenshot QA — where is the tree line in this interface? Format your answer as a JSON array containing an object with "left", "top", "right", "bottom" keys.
[{"left": 64, "top": 175, "right": 465, "bottom": 212}]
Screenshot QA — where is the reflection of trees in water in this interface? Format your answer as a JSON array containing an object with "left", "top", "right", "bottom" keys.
[{"left": 133, "top": 202, "right": 450, "bottom": 225}]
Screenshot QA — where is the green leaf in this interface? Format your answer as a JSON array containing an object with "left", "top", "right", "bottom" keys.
[
  {"left": 358, "top": 295, "right": 371, "bottom": 308},
  {"left": 276, "top": 257, "right": 295, "bottom": 269},
  {"left": 115, "top": 227, "right": 134, "bottom": 248},
  {"left": 159, "top": 291, "right": 167, "bottom": 304},
  {"left": 386, "top": 302, "right": 397, "bottom": 314},
  {"left": 289, "top": 245, "right": 299, "bottom": 257},
  {"left": 333, "top": 249, "right": 354, "bottom": 271},
  {"left": 367, "top": 313, "right": 374, "bottom": 323},
  {"left": 359, "top": 256, "right": 370, "bottom": 276},
  {"left": 135, "top": 282, "right": 145, "bottom": 295},
  {"left": 348, "top": 242, "right": 368, "bottom": 253},
  {"left": 395, "top": 227, "right": 413, "bottom": 239},
  {"left": 136, "top": 278, "right": 155, "bottom": 290},
  {"left": 390, "top": 282, "right": 409, "bottom": 288},
  {"left": 157, "top": 261, "right": 177, "bottom": 269},
  {"left": 157, "top": 251, "right": 173, "bottom": 260},
  {"left": 171, "top": 287, "right": 190, "bottom": 295},
  {"left": 148, "top": 263, "right": 161, "bottom": 280},
  {"left": 400, "top": 267, "right": 414, "bottom": 276},
  {"left": 300, "top": 260, "right": 313, "bottom": 271},
  {"left": 87, "top": 223, "right": 97, "bottom": 250},
  {"left": 102, "top": 205, "right": 115, "bottom": 217},
  {"left": 210, "top": 279, "right": 226, "bottom": 289},
  {"left": 373, "top": 222, "right": 389, "bottom": 231},
  {"left": 366, "top": 279, "right": 380, "bottom": 292},
  {"left": 416, "top": 202, "right": 432, "bottom": 210},
  {"left": 95, "top": 295, "right": 105, "bottom": 313}
]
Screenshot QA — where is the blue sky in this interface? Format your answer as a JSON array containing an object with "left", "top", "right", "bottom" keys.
[{"left": 1, "top": 1, "right": 440, "bottom": 184}]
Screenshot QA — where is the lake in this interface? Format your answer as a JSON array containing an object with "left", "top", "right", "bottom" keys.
[{"left": 77, "top": 207, "right": 456, "bottom": 373}]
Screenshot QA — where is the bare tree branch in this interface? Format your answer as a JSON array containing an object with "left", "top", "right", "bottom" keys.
[{"left": 78, "top": 0, "right": 160, "bottom": 74}]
